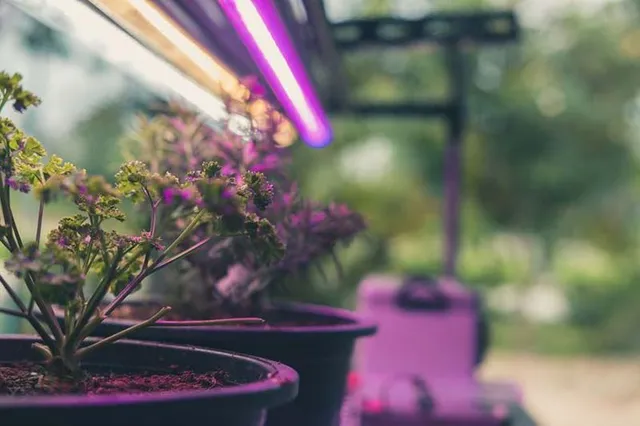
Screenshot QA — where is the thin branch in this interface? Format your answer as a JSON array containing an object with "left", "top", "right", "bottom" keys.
[
  {"left": 23, "top": 272, "right": 65, "bottom": 342},
  {"left": 35, "top": 198, "right": 44, "bottom": 246},
  {"left": 68, "top": 248, "right": 124, "bottom": 345},
  {"left": 32, "top": 342, "right": 53, "bottom": 361},
  {"left": 0, "top": 273, "right": 26, "bottom": 312},
  {"left": 82, "top": 231, "right": 96, "bottom": 274},
  {"left": 154, "top": 209, "right": 206, "bottom": 264},
  {"left": 0, "top": 237, "right": 11, "bottom": 251},
  {"left": 141, "top": 187, "right": 158, "bottom": 271},
  {"left": 153, "top": 317, "right": 264, "bottom": 327},
  {"left": 75, "top": 306, "right": 171, "bottom": 359},
  {"left": 0, "top": 177, "right": 16, "bottom": 251},
  {"left": 7, "top": 194, "right": 23, "bottom": 249},
  {"left": 0, "top": 306, "right": 27, "bottom": 318},
  {"left": 26, "top": 198, "right": 43, "bottom": 318},
  {"left": 149, "top": 236, "right": 214, "bottom": 274},
  {"left": 0, "top": 274, "right": 57, "bottom": 350},
  {"left": 102, "top": 212, "right": 209, "bottom": 316}
]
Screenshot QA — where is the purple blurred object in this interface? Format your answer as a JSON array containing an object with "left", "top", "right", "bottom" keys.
[
  {"left": 218, "top": 0, "right": 333, "bottom": 148},
  {"left": 351, "top": 274, "right": 522, "bottom": 426},
  {"left": 358, "top": 275, "right": 479, "bottom": 382}
]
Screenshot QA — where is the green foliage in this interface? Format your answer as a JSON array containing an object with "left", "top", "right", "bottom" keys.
[
  {"left": 125, "top": 100, "right": 365, "bottom": 317},
  {"left": 287, "top": 0, "right": 640, "bottom": 353}
]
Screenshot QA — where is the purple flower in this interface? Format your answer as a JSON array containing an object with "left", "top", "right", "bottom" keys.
[
  {"left": 221, "top": 188, "right": 235, "bottom": 200},
  {"left": 56, "top": 237, "right": 69, "bottom": 248},
  {"left": 221, "top": 164, "right": 236, "bottom": 176},
  {"left": 6, "top": 177, "right": 18, "bottom": 191},
  {"left": 77, "top": 184, "right": 88, "bottom": 195},
  {"left": 162, "top": 187, "right": 176, "bottom": 205},
  {"left": 13, "top": 100, "right": 26, "bottom": 113},
  {"left": 6, "top": 177, "right": 30, "bottom": 193},
  {"left": 179, "top": 188, "right": 195, "bottom": 201},
  {"left": 310, "top": 211, "right": 327, "bottom": 225}
]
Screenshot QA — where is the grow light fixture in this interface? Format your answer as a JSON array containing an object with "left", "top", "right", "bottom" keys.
[
  {"left": 219, "top": 0, "right": 333, "bottom": 148},
  {"left": 90, "top": 0, "right": 243, "bottom": 97},
  {"left": 7, "top": 0, "right": 227, "bottom": 121}
]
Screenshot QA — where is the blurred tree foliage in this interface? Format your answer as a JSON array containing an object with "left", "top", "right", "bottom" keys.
[{"left": 291, "top": 0, "right": 640, "bottom": 352}]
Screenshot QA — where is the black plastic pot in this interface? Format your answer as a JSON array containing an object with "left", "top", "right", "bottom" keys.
[
  {"left": 0, "top": 334, "right": 298, "bottom": 426},
  {"left": 90, "top": 302, "right": 377, "bottom": 426}
]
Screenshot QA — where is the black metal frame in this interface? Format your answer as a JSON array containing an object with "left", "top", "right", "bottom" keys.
[
  {"left": 326, "top": 11, "right": 520, "bottom": 278},
  {"left": 331, "top": 11, "right": 519, "bottom": 49}
]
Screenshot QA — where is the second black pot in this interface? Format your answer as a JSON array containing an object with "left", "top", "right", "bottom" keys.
[{"left": 89, "top": 302, "right": 377, "bottom": 426}]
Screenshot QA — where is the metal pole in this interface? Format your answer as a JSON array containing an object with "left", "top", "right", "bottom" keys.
[{"left": 442, "top": 42, "right": 466, "bottom": 278}]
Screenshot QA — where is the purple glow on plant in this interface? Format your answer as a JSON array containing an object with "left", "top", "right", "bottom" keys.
[{"left": 219, "top": 0, "right": 333, "bottom": 148}]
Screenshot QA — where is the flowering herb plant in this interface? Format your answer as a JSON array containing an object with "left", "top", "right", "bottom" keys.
[
  {"left": 124, "top": 80, "right": 365, "bottom": 319},
  {"left": 0, "top": 71, "right": 281, "bottom": 380}
]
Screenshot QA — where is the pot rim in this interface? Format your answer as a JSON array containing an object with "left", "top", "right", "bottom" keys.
[
  {"left": 0, "top": 334, "right": 298, "bottom": 408},
  {"left": 102, "top": 300, "right": 377, "bottom": 338}
]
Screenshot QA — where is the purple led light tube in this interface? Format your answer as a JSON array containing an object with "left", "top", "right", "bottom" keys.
[{"left": 219, "top": 0, "right": 333, "bottom": 148}]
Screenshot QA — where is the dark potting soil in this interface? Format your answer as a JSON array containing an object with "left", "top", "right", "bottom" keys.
[
  {"left": 0, "top": 363, "right": 233, "bottom": 396},
  {"left": 110, "top": 303, "right": 349, "bottom": 327}
]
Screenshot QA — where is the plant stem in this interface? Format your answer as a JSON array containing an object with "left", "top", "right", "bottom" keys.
[
  {"left": 0, "top": 95, "right": 8, "bottom": 113},
  {"left": 153, "top": 317, "right": 264, "bottom": 326},
  {"left": 0, "top": 273, "right": 26, "bottom": 312},
  {"left": 154, "top": 209, "right": 206, "bottom": 264},
  {"left": 0, "top": 306, "right": 27, "bottom": 318},
  {"left": 100, "top": 269, "right": 149, "bottom": 317},
  {"left": 32, "top": 342, "right": 53, "bottom": 361},
  {"left": 34, "top": 170, "right": 48, "bottom": 238},
  {"left": 75, "top": 306, "right": 171, "bottom": 360},
  {"left": 0, "top": 274, "right": 57, "bottom": 349},
  {"left": 82, "top": 238, "right": 95, "bottom": 275},
  {"left": 72, "top": 314, "right": 104, "bottom": 346},
  {"left": 0, "top": 237, "right": 10, "bottom": 251},
  {"left": 117, "top": 248, "right": 145, "bottom": 276},
  {"left": 8, "top": 209, "right": 23, "bottom": 249},
  {"left": 98, "top": 227, "right": 110, "bottom": 265},
  {"left": 24, "top": 272, "right": 65, "bottom": 342},
  {"left": 26, "top": 199, "right": 46, "bottom": 316},
  {"left": 0, "top": 176, "right": 16, "bottom": 251},
  {"left": 141, "top": 191, "right": 158, "bottom": 271},
  {"left": 149, "top": 235, "right": 213, "bottom": 274},
  {"left": 0, "top": 176, "right": 62, "bottom": 341},
  {"left": 102, "top": 210, "right": 207, "bottom": 316},
  {"left": 67, "top": 249, "right": 124, "bottom": 348},
  {"left": 4, "top": 185, "right": 23, "bottom": 249}
]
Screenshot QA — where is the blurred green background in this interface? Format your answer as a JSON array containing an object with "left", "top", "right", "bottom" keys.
[{"left": 1, "top": 0, "right": 640, "bottom": 359}]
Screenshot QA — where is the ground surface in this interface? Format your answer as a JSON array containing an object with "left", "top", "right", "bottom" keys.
[{"left": 480, "top": 351, "right": 640, "bottom": 426}]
